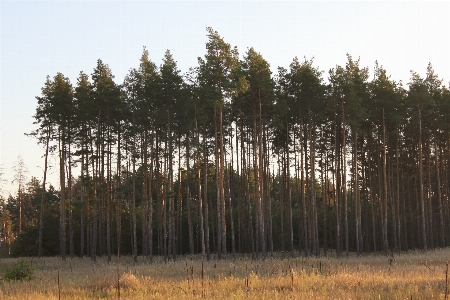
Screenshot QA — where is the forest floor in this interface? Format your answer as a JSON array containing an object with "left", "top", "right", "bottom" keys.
[{"left": 0, "top": 248, "right": 449, "bottom": 299}]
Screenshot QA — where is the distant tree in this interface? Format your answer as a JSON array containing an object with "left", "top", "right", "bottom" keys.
[{"left": 12, "top": 156, "right": 28, "bottom": 235}]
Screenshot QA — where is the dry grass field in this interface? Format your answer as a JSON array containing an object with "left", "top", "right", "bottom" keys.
[{"left": 1, "top": 249, "right": 450, "bottom": 299}]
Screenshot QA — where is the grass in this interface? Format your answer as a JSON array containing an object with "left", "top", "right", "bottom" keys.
[{"left": 0, "top": 249, "right": 450, "bottom": 299}]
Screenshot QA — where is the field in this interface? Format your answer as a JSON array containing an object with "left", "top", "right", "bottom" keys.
[{"left": 1, "top": 249, "right": 450, "bottom": 299}]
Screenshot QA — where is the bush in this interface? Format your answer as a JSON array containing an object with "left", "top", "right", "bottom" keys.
[{"left": 2, "top": 259, "right": 34, "bottom": 281}]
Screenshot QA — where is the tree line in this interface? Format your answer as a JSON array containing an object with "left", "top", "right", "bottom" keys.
[{"left": 2, "top": 27, "right": 450, "bottom": 260}]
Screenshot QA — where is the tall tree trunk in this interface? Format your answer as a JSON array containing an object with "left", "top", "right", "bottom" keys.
[
  {"left": 301, "top": 123, "right": 308, "bottom": 256},
  {"left": 322, "top": 133, "right": 328, "bottom": 255},
  {"left": 168, "top": 111, "right": 176, "bottom": 261},
  {"left": 426, "top": 145, "right": 433, "bottom": 249},
  {"left": 148, "top": 134, "right": 154, "bottom": 262},
  {"left": 334, "top": 112, "right": 341, "bottom": 256},
  {"left": 38, "top": 128, "right": 50, "bottom": 258},
  {"left": 382, "top": 109, "right": 389, "bottom": 254},
  {"left": 228, "top": 126, "right": 236, "bottom": 258},
  {"left": 203, "top": 126, "right": 210, "bottom": 260},
  {"left": 186, "top": 134, "right": 194, "bottom": 256},
  {"left": 264, "top": 125, "right": 273, "bottom": 258},
  {"left": 257, "top": 93, "right": 266, "bottom": 259},
  {"left": 418, "top": 104, "right": 427, "bottom": 250},
  {"left": 116, "top": 127, "right": 122, "bottom": 261},
  {"left": 244, "top": 130, "right": 254, "bottom": 258},
  {"left": 342, "top": 99, "right": 348, "bottom": 256},
  {"left": 396, "top": 137, "right": 401, "bottom": 252},
  {"left": 142, "top": 132, "right": 149, "bottom": 257},
  {"left": 214, "top": 106, "right": 222, "bottom": 259},
  {"left": 309, "top": 113, "right": 318, "bottom": 257},
  {"left": 80, "top": 147, "right": 85, "bottom": 257},
  {"left": 106, "top": 131, "right": 111, "bottom": 263},
  {"left": 132, "top": 130, "right": 138, "bottom": 263},
  {"left": 90, "top": 129, "right": 97, "bottom": 261},
  {"left": 219, "top": 105, "right": 227, "bottom": 258},
  {"left": 434, "top": 132, "right": 445, "bottom": 246},
  {"left": 178, "top": 138, "right": 183, "bottom": 255},
  {"left": 354, "top": 130, "right": 361, "bottom": 256},
  {"left": 59, "top": 128, "right": 66, "bottom": 260},
  {"left": 196, "top": 110, "right": 205, "bottom": 258},
  {"left": 286, "top": 122, "right": 294, "bottom": 257},
  {"left": 68, "top": 141, "right": 74, "bottom": 259},
  {"left": 279, "top": 153, "right": 285, "bottom": 252}
]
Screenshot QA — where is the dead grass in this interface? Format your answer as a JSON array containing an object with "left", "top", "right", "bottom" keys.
[{"left": 0, "top": 249, "right": 449, "bottom": 299}]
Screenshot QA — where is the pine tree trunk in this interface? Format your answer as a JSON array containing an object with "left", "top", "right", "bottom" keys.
[
  {"left": 426, "top": 146, "right": 433, "bottom": 249},
  {"left": 106, "top": 133, "right": 111, "bottom": 263},
  {"left": 334, "top": 113, "right": 341, "bottom": 256},
  {"left": 68, "top": 141, "right": 74, "bottom": 259},
  {"left": 38, "top": 128, "right": 50, "bottom": 258},
  {"left": 434, "top": 132, "right": 445, "bottom": 246},
  {"left": 354, "top": 131, "right": 360, "bottom": 256},
  {"left": 396, "top": 138, "right": 401, "bottom": 251},
  {"left": 116, "top": 127, "right": 122, "bottom": 261},
  {"left": 196, "top": 110, "right": 205, "bottom": 258},
  {"left": 203, "top": 126, "right": 210, "bottom": 260},
  {"left": 142, "top": 132, "right": 148, "bottom": 257},
  {"left": 178, "top": 139, "right": 183, "bottom": 256},
  {"left": 214, "top": 106, "right": 222, "bottom": 259},
  {"left": 382, "top": 109, "right": 389, "bottom": 255},
  {"left": 342, "top": 99, "right": 348, "bottom": 257},
  {"left": 186, "top": 135, "right": 194, "bottom": 256},
  {"left": 148, "top": 135, "right": 153, "bottom": 262},
  {"left": 80, "top": 148, "right": 85, "bottom": 257},
  {"left": 286, "top": 122, "right": 294, "bottom": 257},
  {"left": 418, "top": 105, "right": 427, "bottom": 250},
  {"left": 59, "top": 128, "right": 66, "bottom": 260},
  {"left": 132, "top": 132, "right": 138, "bottom": 263},
  {"left": 309, "top": 113, "right": 318, "bottom": 256},
  {"left": 301, "top": 124, "right": 308, "bottom": 256},
  {"left": 168, "top": 111, "right": 176, "bottom": 261},
  {"left": 220, "top": 105, "right": 227, "bottom": 258},
  {"left": 228, "top": 160, "right": 236, "bottom": 259},
  {"left": 258, "top": 95, "right": 265, "bottom": 259}
]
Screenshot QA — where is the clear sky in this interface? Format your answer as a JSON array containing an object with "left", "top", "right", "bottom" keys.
[{"left": 1, "top": 0, "right": 449, "bottom": 196}]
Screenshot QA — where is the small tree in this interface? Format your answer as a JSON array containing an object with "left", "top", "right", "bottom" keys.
[{"left": 2, "top": 259, "right": 34, "bottom": 281}]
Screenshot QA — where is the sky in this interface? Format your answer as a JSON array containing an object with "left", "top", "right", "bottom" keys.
[{"left": 1, "top": 0, "right": 450, "bottom": 197}]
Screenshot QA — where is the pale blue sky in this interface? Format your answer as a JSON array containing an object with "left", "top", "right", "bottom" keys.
[{"left": 1, "top": 0, "right": 449, "bottom": 195}]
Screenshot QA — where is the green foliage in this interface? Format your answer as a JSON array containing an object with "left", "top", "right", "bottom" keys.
[
  {"left": 24, "top": 26, "right": 450, "bottom": 258},
  {"left": 10, "top": 196, "right": 60, "bottom": 257},
  {"left": 2, "top": 259, "right": 34, "bottom": 281}
]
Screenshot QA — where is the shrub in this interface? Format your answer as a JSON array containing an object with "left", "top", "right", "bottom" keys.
[{"left": 2, "top": 259, "right": 34, "bottom": 281}]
